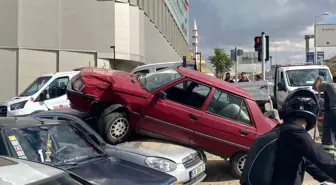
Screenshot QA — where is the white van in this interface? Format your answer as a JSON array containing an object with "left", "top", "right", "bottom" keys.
[
  {"left": 273, "top": 64, "right": 333, "bottom": 110},
  {"left": 132, "top": 61, "right": 197, "bottom": 76},
  {"left": 132, "top": 61, "right": 182, "bottom": 76},
  {"left": 6, "top": 71, "right": 79, "bottom": 116}
]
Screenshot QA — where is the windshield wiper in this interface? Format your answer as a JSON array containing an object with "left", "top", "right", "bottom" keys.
[
  {"left": 75, "top": 154, "right": 108, "bottom": 164},
  {"left": 54, "top": 161, "right": 79, "bottom": 167},
  {"left": 85, "top": 154, "right": 108, "bottom": 161}
]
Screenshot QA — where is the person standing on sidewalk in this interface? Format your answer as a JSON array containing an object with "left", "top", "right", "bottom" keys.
[
  {"left": 313, "top": 76, "right": 336, "bottom": 158},
  {"left": 224, "top": 72, "right": 234, "bottom": 83},
  {"left": 238, "top": 72, "right": 250, "bottom": 82}
]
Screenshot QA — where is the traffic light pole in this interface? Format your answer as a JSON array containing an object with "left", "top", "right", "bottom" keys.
[{"left": 261, "top": 32, "right": 266, "bottom": 81}]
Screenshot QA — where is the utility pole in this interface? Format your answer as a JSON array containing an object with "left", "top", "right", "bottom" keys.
[
  {"left": 261, "top": 32, "right": 266, "bottom": 81},
  {"left": 231, "top": 47, "right": 243, "bottom": 82},
  {"left": 235, "top": 47, "right": 238, "bottom": 82},
  {"left": 270, "top": 56, "right": 273, "bottom": 81}
]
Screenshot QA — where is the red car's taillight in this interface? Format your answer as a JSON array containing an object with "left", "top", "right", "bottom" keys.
[{"left": 72, "top": 79, "right": 85, "bottom": 91}]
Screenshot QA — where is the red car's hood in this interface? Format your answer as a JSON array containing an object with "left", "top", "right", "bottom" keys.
[{"left": 81, "top": 67, "right": 148, "bottom": 98}]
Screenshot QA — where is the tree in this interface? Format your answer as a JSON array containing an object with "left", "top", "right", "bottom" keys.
[
  {"left": 327, "top": 61, "right": 336, "bottom": 76},
  {"left": 188, "top": 50, "right": 194, "bottom": 60},
  {"left": 208, "top": 48, "right": 233, "bottom": 78}
]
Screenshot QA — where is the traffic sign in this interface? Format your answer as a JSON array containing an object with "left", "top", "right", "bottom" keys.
[{"left": 306, "top": 52, "right": 324, "bottom": 64}]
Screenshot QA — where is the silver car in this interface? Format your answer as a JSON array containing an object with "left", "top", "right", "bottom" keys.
[
  {"left": 107, "top": 139, "right": 207, "bottom": 185},
  {"left": 0, "top": 155, "right": 92, "bottom": 185}
]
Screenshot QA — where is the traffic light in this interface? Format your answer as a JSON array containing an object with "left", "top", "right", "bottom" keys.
[{"left": 254, "top": 36, "right": 262, "bottom": 52}]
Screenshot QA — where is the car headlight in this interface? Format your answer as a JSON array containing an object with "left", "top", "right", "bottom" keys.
[
  {"left": 10, "top": 101, "right": 27, "bottom": 110},
  {"left": 144, "top": 157, "right": 177, "bottom": 172}
]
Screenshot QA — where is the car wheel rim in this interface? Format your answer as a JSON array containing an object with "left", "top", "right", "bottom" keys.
[
  {"left": 237, "top": 155, "right": 246, "bottom": 174},
  {"left": 109, "top": 118, "right": 129, "bottom": 139}
]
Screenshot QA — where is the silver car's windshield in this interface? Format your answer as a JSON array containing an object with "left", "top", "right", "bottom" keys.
[{"left": 286, "top": 68, "right": 332, "bottom": 87}]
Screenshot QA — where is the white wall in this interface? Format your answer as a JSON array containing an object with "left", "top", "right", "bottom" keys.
[
  {"left": 0, "top": 49, "right": 17, "bottom": 100},
  {"left": 59, "top": 51, "right": 95, "bottom": 71},
  {"left": 0, "top": 0, "right": 18, "bottom": 47},
  {"left": 115, "top": 2, "right": 130, "bottom": 60},
  {"left": 144, "top": 14, "right": 181, "bottom": 63},
  {"left": 18, "top": 49, "right": 57, "bottom": 93}
]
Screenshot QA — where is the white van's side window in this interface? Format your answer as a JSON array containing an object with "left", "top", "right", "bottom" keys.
[
  {"left": 135, "top": 69, "right": 150, "bottom": 76},
  {"left": 156, "top": 67, "right": 167, "bottom": 71},
  {"left": 44, "top": 77, "right": 69, "bottom": 100}
]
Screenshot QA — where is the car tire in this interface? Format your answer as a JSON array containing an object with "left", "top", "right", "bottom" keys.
[
  {"left": 102, "top": 112, "right": 132, "bottom": 145},
  {"left": 229, "top": 152, "right": 247, "bottom": 179}
]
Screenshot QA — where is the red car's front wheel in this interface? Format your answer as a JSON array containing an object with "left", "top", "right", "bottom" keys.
[{"left": 99, "top": 112, "right": 132, "bottom": 145}]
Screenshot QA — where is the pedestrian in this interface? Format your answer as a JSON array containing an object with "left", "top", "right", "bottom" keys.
[
  {"left": 313, "top": 76, "right": 336, "bottom": 158},
  {"left": 241, "top": 88, "right": 336, "bottom": 185},
  {"left": 255, "top": 74, "right": 261, "bottom": 81},
  {"left": 238, "top": 72, "right": 250, "bottom": 82},
  {"left": 224, "top": 72, "right": 234, "bottom": 83}
]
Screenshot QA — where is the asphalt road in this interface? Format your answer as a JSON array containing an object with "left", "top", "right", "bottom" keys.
[{"left": 200, "top": 154, "right": 319, "bottom": 185}]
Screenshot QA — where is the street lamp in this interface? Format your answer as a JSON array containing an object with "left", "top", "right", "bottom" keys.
[
  {"left": 110, "top": 46, "right": 116, "bottom": 69},
  {"left": 314, "top": 12, "right": 330, "bottom": 64}
]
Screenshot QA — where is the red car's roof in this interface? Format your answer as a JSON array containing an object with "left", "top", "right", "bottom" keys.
[{"left": 177, "top": 67, "right": 253, "bottom": 100}]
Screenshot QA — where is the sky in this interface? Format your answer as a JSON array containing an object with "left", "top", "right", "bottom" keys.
[{"left": 189, "top": 0, "right": 336, "bottom": 65}]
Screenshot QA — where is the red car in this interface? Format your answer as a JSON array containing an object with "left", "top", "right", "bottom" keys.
[{"left": 67, "top": 66, "right": 276, "bottom": 178}]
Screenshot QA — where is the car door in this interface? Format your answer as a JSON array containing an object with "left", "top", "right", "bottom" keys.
[
  {"left": 37, "top": 76, "right": 70, "bottom": 110},
  {"left": 56, "top": 116, "right": 105, "bottom": 146},
  {"left": 276, "top": 70, "right": 287, "bottom": 109},
  {"left": 194, "top": 88, "right": 257, "bottom": 156},
  {"left": 138, "top": 79, "right": 211, "bottom": 145}
]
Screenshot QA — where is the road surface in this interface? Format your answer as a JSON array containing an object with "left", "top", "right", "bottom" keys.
[{"left": 200, "top": 154, "right": 319, "bottom": 185}]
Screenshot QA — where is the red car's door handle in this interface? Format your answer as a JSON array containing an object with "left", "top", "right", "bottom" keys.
[
  {"left": 239, "top": 129, "right": 248, "bottom": 135},
  {"left": 189, "top": 114, "right": 199, "bottom": 120}
]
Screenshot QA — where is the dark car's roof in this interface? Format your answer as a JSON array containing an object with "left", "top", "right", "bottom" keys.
[
  {"left": 0, "top": 117, "right": 61, "bottom": 127},
  {"left": 36, "top": 108, "right": 88, "bottom": 118},
  {"left": 177, "top": 67, "right": 253, "bottom": 99}
]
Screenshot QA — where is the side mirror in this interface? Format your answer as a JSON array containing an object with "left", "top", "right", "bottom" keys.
[
  {"left": 277, "top": 82, "right": 286, "bottom": 91},
  {"left": 38, "top": 90, "right": 47, "bottom": 101},
  {"left": 155, "top": 91, "right": 167, "bottom": 99}
]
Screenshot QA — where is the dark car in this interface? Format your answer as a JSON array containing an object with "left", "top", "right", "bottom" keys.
[
  {"left": 0, "top": 117, "right": 177, "bottom": 185},
  {"left": 0, "top": 104, "right": 6, "bottom": 117},
  {"left": 30, "top": 109, "right": 208, "bottom": 185}
]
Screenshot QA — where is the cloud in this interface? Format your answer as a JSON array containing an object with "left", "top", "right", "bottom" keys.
[{"left": 189, "top": 0, "right": 336, "bottom": 66}]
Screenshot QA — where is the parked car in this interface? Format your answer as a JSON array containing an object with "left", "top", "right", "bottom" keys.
[
  {"left": 0, "top": 155, "right": 92, "bottom": 185},
  {"left": 0, "top": 117, "right": 178, "bottom": 185},
  {"left": 31, "top": 108, "right": 208, "bottom": 185},
  {"left": 0, "top": 103, "right": 6, "bottom": 117},
  {"left": 67, "top": 66, "right": 277, "bottom": 178},
  {"left": 132, "top": 60, "right": 198, "bottom": 77},
  {"left": 6, "top": 71, "right": 79, "bottom": 117}
]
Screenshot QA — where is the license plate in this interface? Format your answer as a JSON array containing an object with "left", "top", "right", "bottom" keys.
[{"left": 189, "top": 164, "right": 205, "bottom": 178}]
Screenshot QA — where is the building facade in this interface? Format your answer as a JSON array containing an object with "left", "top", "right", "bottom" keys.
[
  {"left": 0, "top": 0, "right": 189, "bottom": 100},
  {"left": 326, "top": 56, "right": 336, "bottom": 76}
]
